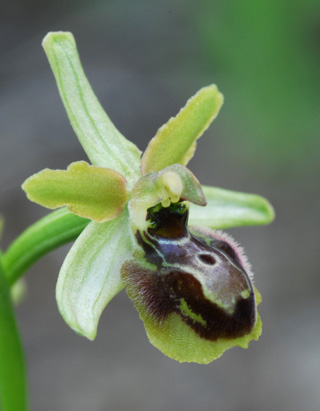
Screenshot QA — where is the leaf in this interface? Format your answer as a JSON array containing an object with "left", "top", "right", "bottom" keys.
[
  {"left": 189, "top": 185, "right": 275, "bottom": 229},
  {"left": 56, "top": 208, "right": 133, "bottom": 340},
  {"left": 42, "top": 32, "right": 141, "bottom": 187},
  {"left": 141, "top": 85, "right": 223, "bottom": 175},
  {"left": 22, "top": 161, "right": 127, "bottom": 222}
]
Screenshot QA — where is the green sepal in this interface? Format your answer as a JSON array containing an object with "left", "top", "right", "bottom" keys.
[
  {"left": 189, "top": 185, "right": 275, "bottom": 229},
  {"left": 141, "top": 85, "right": 223, "bottom": 175},
  {"left": 56, "top": 208, "right": 133, "bottom": 340},
  {"left": 42, "top": 32, "right": 141, "bottom": 187},
  {"left": 22, "top": 161, "right": 128, "bottom": 222}
]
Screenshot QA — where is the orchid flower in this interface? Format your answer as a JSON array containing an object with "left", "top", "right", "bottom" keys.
[{"left": 22, "top": 32, "right": 274, "bottom": 364}]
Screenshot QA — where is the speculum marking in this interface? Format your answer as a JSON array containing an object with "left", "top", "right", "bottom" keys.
[{"left": 123, "top": 202, "right": 256, "bottom": 341}]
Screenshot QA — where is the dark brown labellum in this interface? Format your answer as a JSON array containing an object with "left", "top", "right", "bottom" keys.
[{"left": 122, "top": 202, "right": 256, "bottom": 341}]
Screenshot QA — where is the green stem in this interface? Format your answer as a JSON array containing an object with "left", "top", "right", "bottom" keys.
[
  {"left": 0, "top": 255, "right": 28, "bottom": 411},
  {"left": 2, "top": 208, "right": 90, "bottom": 286}
]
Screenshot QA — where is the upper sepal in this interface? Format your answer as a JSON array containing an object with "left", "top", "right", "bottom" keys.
[{"left": 22, "top": 161, "right": 128, "bottom": 222}]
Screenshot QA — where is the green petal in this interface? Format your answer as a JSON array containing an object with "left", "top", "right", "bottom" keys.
[
  {"left": 42, "top": 32, "right": 141, "bottom": 186},
  {"left": 22, "top": 161, "right": 128, "bottom": 222},
  {"left": 56, "top": 208, "right": 133, "bottom": 340},
  {"left": 189, "top": 185, "right": 275, "bottom": 229},
  {"left": 141, "top": 85, "right": 223, "bottom": 175}
]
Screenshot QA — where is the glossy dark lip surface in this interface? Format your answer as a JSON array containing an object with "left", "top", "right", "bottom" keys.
[
  {"left": 124, "top": 203, "right": 256, "bottom": 341},
  {"left": 123, "top": 259, "right": 256, "bottom": 341}
]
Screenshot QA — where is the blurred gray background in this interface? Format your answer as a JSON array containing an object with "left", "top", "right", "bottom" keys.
[{"left": 1, "top": 0, "right": 320, "bottom": 410}]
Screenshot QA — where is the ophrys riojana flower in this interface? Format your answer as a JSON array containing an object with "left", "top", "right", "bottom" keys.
[{"left": 22, "top": 32, "right": 273, "bottom": 363}]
